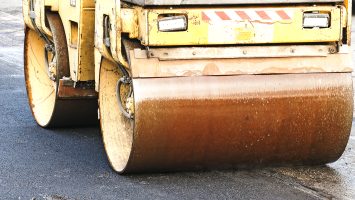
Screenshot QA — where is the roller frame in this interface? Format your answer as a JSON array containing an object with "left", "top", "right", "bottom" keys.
[{"left": 24, "top": 13, "right": 98, "bottom": 127}]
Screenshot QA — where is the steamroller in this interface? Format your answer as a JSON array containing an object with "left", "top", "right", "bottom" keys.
[{"left": 23, "top": 0, "right": 354, "bottom": 173}]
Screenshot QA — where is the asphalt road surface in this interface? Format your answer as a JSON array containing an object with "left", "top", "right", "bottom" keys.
[{"left": 1, "top": 5, "right": 355, "bottom": 200}]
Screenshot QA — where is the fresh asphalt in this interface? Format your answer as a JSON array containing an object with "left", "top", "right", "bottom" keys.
[{"left": 0, "top": 5, "right": 355, "bottom": 200}]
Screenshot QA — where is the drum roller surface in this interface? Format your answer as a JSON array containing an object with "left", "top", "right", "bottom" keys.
[{"left": 100, "top": 59, "right": 353, "bottom": 173}]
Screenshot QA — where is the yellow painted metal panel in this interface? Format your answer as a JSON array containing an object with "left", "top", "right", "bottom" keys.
[
  {"left": 273, "top": 7, "right": 341, "bottom": 43},
  {"left": 145, "top": 6, "right": 343, "bottom": 46},
  {"left": 77, "top": 9, "right": 95, "bottom": 81},
  {"left": 94, "top": 0, "right": 129, "bottom": 68},
  {"left": 58, "top": 0, "right": 96, "bottom": 81}
]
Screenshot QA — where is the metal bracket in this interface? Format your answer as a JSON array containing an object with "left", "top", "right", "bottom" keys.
[
  {"left": 134, "top": 45, "right": 332, "bottom": 60},
  {"left": 103, "top": 15, "right": 111, "bottom": 48},
  {"left": 70, "top": 0, "right": 76, "bottom": 7}
]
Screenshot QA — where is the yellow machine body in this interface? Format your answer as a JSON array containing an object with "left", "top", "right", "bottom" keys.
[{"left": 22, "top": 0, "right": 354, "bottom": 173}]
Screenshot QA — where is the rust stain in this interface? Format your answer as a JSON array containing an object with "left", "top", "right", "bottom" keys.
[
  {"left": 122, "top": 73, "right": 353, "bottom": 172},
  {"left": 203, "top": 63, "right": 221, "bottom": 75},
  {"left": 57, "top": 80, "right": 97, "bottom": 99}
]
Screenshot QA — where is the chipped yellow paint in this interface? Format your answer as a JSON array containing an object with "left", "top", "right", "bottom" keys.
[
  {"left": 23, "top": 0, "right": 96, "bottom": 82},
  {"left": 58, "top": 0, "right": 95, "bottom": 81},
  {"left": 95, "top": 0, "right": 128, "bottom": 68},
  {"left": 146, "top": 9, "right": 209, "bottom": 46},
  {"left": 121, "top": 8, "right": 139, "bottom": 39},
  {"left": 145, "top": 6, "right": 344, "bottom": 46},
  {"left": 23, "top": 0, "right": 52, "bottom": 36},
  {"left": 22, "top": 1, "right": 352, "bottom": 91},
  {"left": 273, "top": 7, "right": 341, "bottom": 43}
]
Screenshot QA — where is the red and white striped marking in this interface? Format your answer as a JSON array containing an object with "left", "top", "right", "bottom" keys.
[{"left": 202, "top": 10, "right": 293, "bottom": 22}]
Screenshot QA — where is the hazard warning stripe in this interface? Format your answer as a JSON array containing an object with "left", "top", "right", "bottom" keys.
[
  {"left": 276, "top": 10, "right": 291, "bottom": 20},
  {"left": 256, "top": 11, "right": 271, "bottom": 20},
  {"left": 215, "top": 11, "right": 231, "bottom": 20},
  {"left": 202, "top": 10, "right": 293, "bottom": 21}
]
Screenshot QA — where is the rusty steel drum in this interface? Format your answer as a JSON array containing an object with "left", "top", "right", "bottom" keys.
[
  {"left": 99, "top": 58, "right": 353, "bottom": 173},
  {"left": 24, "top": 13, "right": 97, "bottom": 127}
]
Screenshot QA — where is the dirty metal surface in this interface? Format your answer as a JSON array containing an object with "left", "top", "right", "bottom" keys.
[
  {"left": 130, "top": 52, "right": 352, "bottom": 78},
  {"left": 57, "top": 79, "right": 97, "bottom": 99},
  {"left": 0, "top": 6, "right": 355, "bottom": 200},
  {"left": 128, "top": 73, "right": 353, "bottom": 172}
]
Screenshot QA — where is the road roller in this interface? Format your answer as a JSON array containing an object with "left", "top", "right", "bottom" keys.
[{"left": 23, "top": 0, "right": 353, "bottom": 173}]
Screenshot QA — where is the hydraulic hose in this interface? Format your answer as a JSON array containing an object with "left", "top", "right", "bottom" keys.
[{"left": 116, "top": 64, "right": 134, "bottom": 119}]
